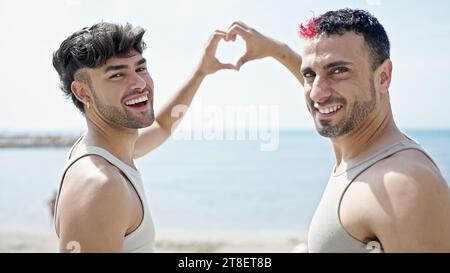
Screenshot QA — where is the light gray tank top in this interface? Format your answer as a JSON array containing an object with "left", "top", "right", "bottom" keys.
[
  {"left": 54, "top": 135, "right": 156, "bottom": 253},
  {"left": 307, "top": 138, "right": 439, "bottom": 253}
]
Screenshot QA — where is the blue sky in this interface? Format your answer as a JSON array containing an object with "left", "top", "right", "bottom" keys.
[{"left": 1, "top": 0, "right": 449, "bottom": 132}]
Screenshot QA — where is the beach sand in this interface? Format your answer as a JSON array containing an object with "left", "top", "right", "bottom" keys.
[{"left": 0, "top": 231, "right": 306, "bottom": 253}]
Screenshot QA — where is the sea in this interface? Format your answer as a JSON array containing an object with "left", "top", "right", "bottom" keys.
[{"left": 0, "top": 130, "right": 449, "bottom": 241}]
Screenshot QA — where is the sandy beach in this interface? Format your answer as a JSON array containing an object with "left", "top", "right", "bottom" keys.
[
  {"left": 0, "top": 231, "right": 306, "bottom": 253},
  {"left": 0, "top": 135, "right": 77, "bottom": 148}
]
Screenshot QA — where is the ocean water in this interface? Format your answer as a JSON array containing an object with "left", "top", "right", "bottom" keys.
[{"left": 0, "top": 130, "right": 449, "bottom": 240}]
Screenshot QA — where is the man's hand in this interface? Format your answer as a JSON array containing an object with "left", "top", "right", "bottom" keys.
[
  {"left": 134, "top": 30, "right": 238, "bottom": 158},
  {"left": 225, "top": 21, "right": 304, "bottom": 85},
  {"left": 134, "top": 25, "right": 303, "bottom": 158},
  {"left": 224, "top": 21, "right": 284, "bottom": 70},
  {"left": 196, "top": 30, "right": 238, "bottom": 76}
]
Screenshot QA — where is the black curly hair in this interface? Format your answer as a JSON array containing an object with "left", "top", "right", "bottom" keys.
[
  {"left": 299, "top": 8, "right": 390, "bottom": 70},
  {"left": 52, "top": 22, "right": 147, "bottom": 114}
]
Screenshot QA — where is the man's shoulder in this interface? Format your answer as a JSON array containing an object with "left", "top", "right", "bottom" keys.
[
  {"left": 57, "top": 155, "right": 133, "bottom": 251},
  {"left": 66, "top": 154, "right": 127, "bottom": 184},
  {"left": 359, "top": 148, "right": 449, "bottom": 214},
  {"left": 366, "top": 148, "right": 445, "bottom": 190},
  {"left": 61, "top": 155, "right": 130, "bottom": 210},
  {"left": 356, "top": 148, "right": 450, "bottom": 251}
]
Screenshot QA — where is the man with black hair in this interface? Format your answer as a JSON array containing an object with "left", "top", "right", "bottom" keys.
[
  {"left": 53, "top": 22, "right": 236, "bottom": 252},
  {"left": 225, "top": 9, "right": 450, "bottom": 252}
]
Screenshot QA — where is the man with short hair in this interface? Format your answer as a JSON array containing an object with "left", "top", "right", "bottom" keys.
[
  {"left": 52, "top": 22, "right": 236, "bottom": 252},
  {"left": 226, "top": 9, "right": 450, "bottom": 252}
]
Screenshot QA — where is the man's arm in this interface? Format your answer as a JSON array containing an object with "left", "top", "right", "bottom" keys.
[
  {"left": 225, "top": 21, "right": 304, "bottom": 85},
  {"left": 57, "top": 164, "right": 132, "bottom": 252},
  {"left": 370, "top": 160, "right": 450, "bottom": 252},
  {"left": 133, "top": 30, "right": 236, "bottom": 158}
]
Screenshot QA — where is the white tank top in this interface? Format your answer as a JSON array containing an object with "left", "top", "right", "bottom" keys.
[
  {"left": 308, "top": 137, "right": 440, "bottom": 253},
  {"left": 54, "top": 135, "right": 156, "bottom": 253}
]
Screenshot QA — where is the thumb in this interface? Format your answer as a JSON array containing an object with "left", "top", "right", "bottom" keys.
[
  {"left": 237, "top": 54, "right": 250, "bottom": 71},
  {"left": 221, "top": 63, "right": 238, "bottom": 70}
]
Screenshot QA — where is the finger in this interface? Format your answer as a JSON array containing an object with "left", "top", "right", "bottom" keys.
[
  {"left": 225, "top": 24, "right": 250, "bottom": 41},
  {"left": 236, "top": 54, "right": 250, "bottom": 70},
  {"left": 224, "top": 33, "right": 237, "bottom": 42},
  {"left": 235, "top": 21, "right": 250, "bottom": 29},
  {"left": 214, "top": 30, "right": 227, "bottom": 35},
  {"left": 219, "top": 62, "right": 238, "bottom": 70},
  {"left": 206, "top": 30, "right": 226, "bottom": 44},
  {"left": 207, "top": 30, "right": 226, "bottom": 44},
  {"left": 224, "top": 35, "right": 237, "bottom": 42},
  {"left": 226, "top": 24, "right": 247, "bottom": 39},
  {"left": 226, "top": 21, "right": 250, "bottom": 32},
  {"left": 206, "top": 31, "right": 226, "bottom": 52}
]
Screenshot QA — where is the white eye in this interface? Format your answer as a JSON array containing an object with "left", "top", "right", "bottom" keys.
[
  {"left": 304, "top": 72, "right": 315, "bottom": 78},
  {"left": 332, "top": 67, "right": 349, "bottom": 74},
  {"left": 110, "top": 73, "right": 123, "bottom": 79}
]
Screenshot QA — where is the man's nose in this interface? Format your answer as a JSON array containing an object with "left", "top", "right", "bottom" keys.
[
  {"left": 129, "top": 72, "right": 147, "bottom": 91},
  {"left": 309, "top": 76, "right": 332, "bottom": 103}
]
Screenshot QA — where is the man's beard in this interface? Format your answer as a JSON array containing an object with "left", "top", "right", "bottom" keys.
[
  {"left": 311, "top": 79, "right": 376, "bottom": 138},
  {"left": 91, "top": 89, "right": 155, "bottom": 129}
]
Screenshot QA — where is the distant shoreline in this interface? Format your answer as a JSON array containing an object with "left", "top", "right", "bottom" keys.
[
  {"left": 1, "top": 129, "right": 449, "bottom": 148},
  {"left": 0, "top": 135, "right": 78, "bottom": 148}
]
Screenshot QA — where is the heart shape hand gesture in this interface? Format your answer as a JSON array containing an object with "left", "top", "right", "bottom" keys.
[{"left": 197, "top": 21, "right": 282, "bottom": 75}]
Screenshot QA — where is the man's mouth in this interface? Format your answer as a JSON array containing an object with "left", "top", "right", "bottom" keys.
[
  {"left": 124, "top": 93, "right": 150, "bottom": 110},
  {"left": 314, "top": 102, "right": 343, "bottom": 117}
]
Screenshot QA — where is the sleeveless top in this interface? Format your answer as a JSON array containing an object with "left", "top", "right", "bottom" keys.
[
  {"left": 54, "top": 135, "right": 156, "bottom": 252},
  {"left": 308, "top": 137, "right": 439, "bottom": 253}
]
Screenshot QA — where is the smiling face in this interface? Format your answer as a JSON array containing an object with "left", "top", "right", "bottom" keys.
[
  {"left": 84, "top": 51, "right": 155, "bottom": 129},
  {"left": 301, "top": 32, "right": 378, "bottom": 138}
]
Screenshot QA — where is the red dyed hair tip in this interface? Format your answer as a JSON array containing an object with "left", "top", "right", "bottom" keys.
[{"left": 299, "top": 18, "right": 317, "bottom": 38}]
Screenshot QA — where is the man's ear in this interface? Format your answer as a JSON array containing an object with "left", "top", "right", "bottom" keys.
[
  {"left": 375, "top": 59, "right": 393, "bottom": 95},
  {"left": 71, "top": 80, "right": 91, "bottom": 108}
]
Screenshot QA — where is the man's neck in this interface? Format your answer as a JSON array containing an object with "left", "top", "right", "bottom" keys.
[
  {"left": 84, "top": 115, "right": 138, "bottom": 168},
  {"left": 331, "top": 104, "right": 407, "bottom": 172}
]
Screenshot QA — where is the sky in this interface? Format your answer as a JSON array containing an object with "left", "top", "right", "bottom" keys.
[{"left": 1, "top": 0, "right": 449, "bottom": 133}]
